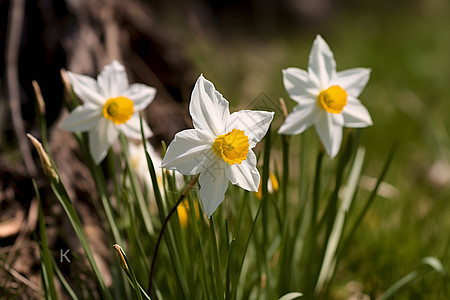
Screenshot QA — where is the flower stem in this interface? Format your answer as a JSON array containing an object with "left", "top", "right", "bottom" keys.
[
  {"left": 148, "top": 173, "right": 199, "bottom": 294},
  {"left": 312, "top": 149, "right": 324, "bottom": 228}
]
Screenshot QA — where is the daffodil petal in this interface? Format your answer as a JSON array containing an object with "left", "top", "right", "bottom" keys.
[
  {"left": 67, "top": 72, "right": 105, "bottom": 106},
  {"left": 334, "top": 68, "right": 371, "bottom": 97},
  {"left": 226, "top": 110, "right": 274, "bottom": 148},
  {"left": 226, "top": 150, "right": 259, "bottom": 191},
  {"left": 308, "top": 35, "right": 336, "bottom": 90},
  {"left": 97, "top": 60, "right": 129, "bottom": 98},
  {"left": 190, "top": 75, "right": 229, "bottom": 136},
  {"left": 283, "top": 68, "right": 319, "bottom": 104},
  {"left": 315, "top": 112, "right": 343, "bottom": 159},
  {"left": 119, "top": 114, "right": 153, "bottom": 139},
  {"left": 122, "top": 83, "right": 156, "bottom": 111},
  {"left": 332, "top": 112, "right": 345, "bottom": 127},
  {"left": 161, "top": 129, "right": 215, "bottom": 175},
  {"left": 89, "top": 118, "right": 119, "bottom": 164},
  {"left": 199, "top": 168, "right": 229, "bottom": 218},
  {"left": 278, "top": 104, "right": 316, "bottom": 135},
  {"left": 60, "top": 104, "right": 101, "bottom": 132},
  {"left": 342, "top": 99, "right": 373, "bottom": 127}
]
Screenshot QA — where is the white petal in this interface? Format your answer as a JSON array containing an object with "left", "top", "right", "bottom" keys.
[
  {"left": 89, "top": 118, "right": 119, "bottom": 164},
  {"left": 97, "top": 60, "right": 129, "bottom": 98},
  {"left": 226, "top": 110, "right": 274, "bottom": 148},
  {"left": 308, "top": 35, "right": 336, "bottom": 90},
  {"left": 118, "top": 114, "right": 153, "bottom": 139},
  {"left": 189, "top": 75, "right": 229, "bottom": 136},
  {"left": 278, "top": 104, "right": 316, "bottom": 135},
  {"left": 67, "top": 72, "right": 105, "bottom": 106},
  {"left": 315, "top": 112, "right": 343, "bottom": 159},
  {"left": 60, "top": 104, "right": 101, "bottom": 132},
  {"left": 122, "top": 83, "right": 156, "bottom": 111},
  {"left": 161, "top": 129, "right": 215, "bottom": 175},
  {"left": 282, "top": 68, "right": 319, "bottom": 104},
  {"left": 342, "top": 99, "right": 373, "bottom": 127},
  {"left": 332, "top": 112, "right": 345, "bottom": 127},
  {"left": 199, "top": 168, "right": 229, "bottom": 218},
  {"left": 226, "top": 150, "right": 260, "bottom": 191},
  {"left": 334, "top": 68, "right": 371, "bottom": 97}
]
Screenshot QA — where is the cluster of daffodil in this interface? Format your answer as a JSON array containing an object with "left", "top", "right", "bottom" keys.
[
  {"left": 31, "top": 35, "right": 400, "bottom": 300},
  {"left": 60, "top": 35, "right": 372, "bottom": 219}
]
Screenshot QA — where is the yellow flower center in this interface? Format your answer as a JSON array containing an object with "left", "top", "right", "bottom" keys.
[
  {"left": 102, "top": 96, "right": 134, "bottom": 124},
  {"left": 317, "top": 85, "right": 348, "bottom": 114},
  {"left": 212, "top": 129, "right": 249, "bottom": 165}
]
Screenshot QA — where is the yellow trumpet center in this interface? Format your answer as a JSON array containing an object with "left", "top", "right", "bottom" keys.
[
  {"left": 317, "top": 85, "right": 347, "bottom": 114},
  {"left": 102, "top": 96, "right": 134, "bottom": 124},
  {"left": 212, "top": 129, "right": 249, "bottom": 165}
]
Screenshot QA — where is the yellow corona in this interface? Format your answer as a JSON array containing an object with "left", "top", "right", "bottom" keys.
[
  {"left": 212, "top": 129, "right": 249, "bottom": 165},
  {"left": 317, "top": 85, "right": 347, "bottom": 114},
  {"left": 103, "top": 96, "right": 134, "bottom": 124}
]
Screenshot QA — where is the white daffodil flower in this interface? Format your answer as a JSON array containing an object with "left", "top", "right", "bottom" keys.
[
  {"left": 161, "top": 75, "right": 274, "bottom": 217},
  {"left": 60, "top": 60, "right": 156, "bottom": 164},
  {"left": 129, "top": 141, "right": 183, "bottom": 198},
  {"left": 278, "top": 35, "right": 373, "bottom": 158},
  {"left": 129, "top": 141, "right": 163, "bottom": 190}
]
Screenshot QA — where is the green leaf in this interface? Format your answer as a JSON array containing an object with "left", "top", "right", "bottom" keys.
[
  {"left": 34, "top": 180, "right": 59, "bottom": 300},
  {"left": 278, "top": 292, "right": 303, "bottom": 300},
  {"left": 315, "top": 147, "right": 366, "bottom": 294}
]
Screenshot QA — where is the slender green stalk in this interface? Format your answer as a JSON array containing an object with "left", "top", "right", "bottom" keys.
[
  {"left": 122, "top": 189, "right": 149, "bottom": 283},
  {"left": 119, "top": 134, "right": 154, "bottom": 236},
  {"left": 261, "top": 127, "right": 272, "bottom": 250},
  {"left": 50, "top": 177, "right": 112, "bottom": 299},
  {"left": 34, "top": 180, "right": 58, "bottom": 300},
  {"left": 231, "top": 198, "right": 264, "bottom": 300},
  {"left": 281, "top": 135, "right": 290, "bottom": 217},
  {"left": 341, "top": 143, "right": 396, "bottom": 253},
  {"left": 323, "top": 132, "right": 355, "bottom": 237},
  {"left": 315, "top": 147, "right": 366, "bottom": 295},
  {"left": 139, "top": 113, "right": 165, "bottom": 221},
  {"left": 74, "top": 133, "right": 123, "bottom": 245},
  {"left": 312, "top": 149, "right": 324, "bottom": 229},
  {"left": 210, "top": 216, "right": 225, "bottom": 299},
  {"left": 52, "top": 258, "right": 79, "bottom": 300},
  {"left": 231, "top": 129, "right": 272, "bottom": 300},
  {"left": 226, "top": 239, "right": 236, "bottom": 300},
  {"left": 148, "top": 174, "right": 199, "bottom": 294}
]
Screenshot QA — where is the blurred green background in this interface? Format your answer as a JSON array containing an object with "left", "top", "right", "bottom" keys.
[{"left": 157, "top": 0, "right": 450, "bottom": 297}]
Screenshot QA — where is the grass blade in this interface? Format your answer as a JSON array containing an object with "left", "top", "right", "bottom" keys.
[
  {"left": 278, "top": 292, "right": 303, "bottom": 300},
  {"left": 314, "top": 147, "right": 366, "bottom": 294},
  {"left": 34, "top": 180, "right": 58, "bottom": 300}
]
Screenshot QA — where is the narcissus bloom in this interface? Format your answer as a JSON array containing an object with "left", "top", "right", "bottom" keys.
[
  {"left": 161, "top": 75, "right": 274, "bottom": 217},
  {"left": 129, "top": 141, "right": 163, "bottom": 191},
  {"left": 278, "top": 35, "right": 373, "bottom": 158},
  {"left": 60, "top": 61, "right": 155, "bottom": 164},
  {"left": 129, "top": 141, "right": 183, "bottom": 199}
]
